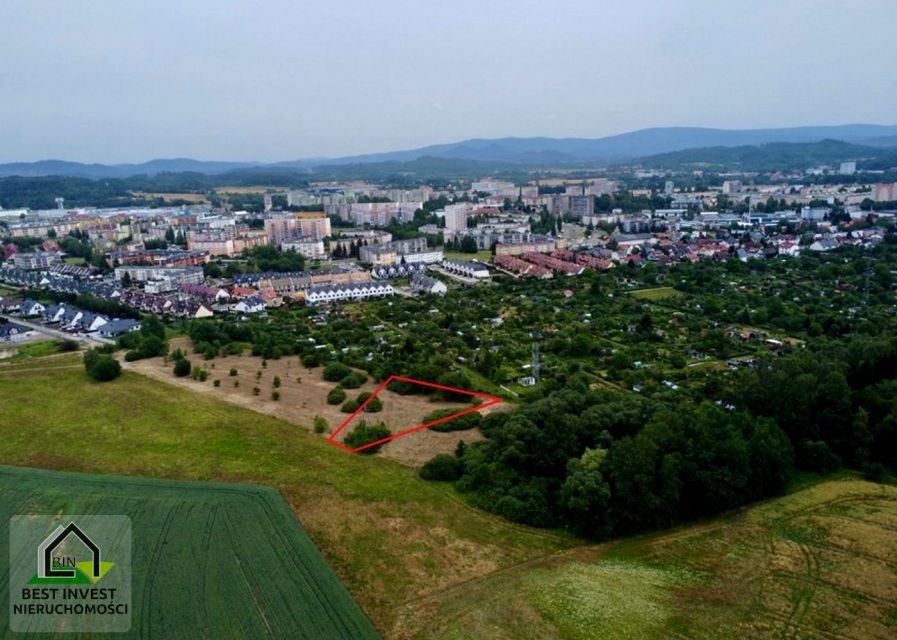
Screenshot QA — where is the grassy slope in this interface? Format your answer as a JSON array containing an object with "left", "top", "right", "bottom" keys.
[
  {"left": 0, "top": 357, "right": 572, "bottom": 637},
  {"left": 399, "top": 478, "right": 897, "bottom": 639},
  {"left": 3, "top": 357, "right": 896, "bottom": 639},
  {"left": 0, "top": 466, "right": 379, "bottom": 640}
]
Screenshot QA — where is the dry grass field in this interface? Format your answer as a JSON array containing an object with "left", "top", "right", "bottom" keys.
[
  {"left": 123, "top": 339, "right": 493, "bottom": 466},
  {"left": 395, "top": 478, "right": 897, "bottom": 639},
  {"left": 129, "top": 191, "right": 209, "bottom": 203}
]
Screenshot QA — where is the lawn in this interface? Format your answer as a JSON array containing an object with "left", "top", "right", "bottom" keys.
[
  {"left": 442, "top": 250, "right": 493, "bottom": 262},
  {"left": 0, "top": 465, "right": 379, "bottom": 639},
  {"left": 629, "top": 286, "right": 680, "bottom": 301},
  {"left": 0, "top": 357, "right": 572, "bottom": 637},
  {"left": 0, "top": 339, "right": 64, "bottom": 363}
]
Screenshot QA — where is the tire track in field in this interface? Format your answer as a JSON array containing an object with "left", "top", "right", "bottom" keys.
[
  {"left": 254, "top": 489, "right": 370, "bottom": 638},
  {"left": 140, "top": 503, "right": 178, "bottom": 639},
  {"left": 196, "top": 503, "right": 217, "bottom": 640},
  {"left": 222, "top": 504, "right": 274, "bottom": 638}
]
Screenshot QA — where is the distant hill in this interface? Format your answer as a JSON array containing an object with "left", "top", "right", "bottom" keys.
[
  {"left": 631, "top": 139, "right": 897, "bottom": 172},
  {"left": 0, "top": 158, "right": 265, "bottom": 179},
  {"left": 2, "top": 124, "right": 897, "bottom": 178}
]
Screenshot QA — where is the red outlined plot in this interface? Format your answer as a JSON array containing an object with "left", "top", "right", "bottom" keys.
[{"left": 326, "top": 375, "right": 502, "bottom": 454}]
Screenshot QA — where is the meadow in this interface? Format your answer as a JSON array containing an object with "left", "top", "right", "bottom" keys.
[
  {"left": 396, "top": 478, "right": 897, "bottom": 640},
  {"left": 2, "top": 355, "right": 896, "bottom": 639},
  {"left": 0, "top": 356, "right": 571, "bottom": 637},
  {"left": 0, "top": 465, "right": 379, "bottom": 639}
]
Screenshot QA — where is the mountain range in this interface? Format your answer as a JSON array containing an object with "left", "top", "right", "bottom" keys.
[{"left": 2, "top": 124, "right": 897, "bottom": 178}]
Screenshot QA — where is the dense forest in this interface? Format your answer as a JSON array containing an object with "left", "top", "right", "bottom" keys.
[{"left": 451, "top": 335, "right": 896, "bottom": 537}]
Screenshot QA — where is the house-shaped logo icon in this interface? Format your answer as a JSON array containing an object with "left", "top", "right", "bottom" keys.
[{"left": 37, "top": 522, "right": 101, "bottom": 580}]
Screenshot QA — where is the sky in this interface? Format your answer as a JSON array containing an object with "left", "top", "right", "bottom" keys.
[{"left": 1, "top": 0, "right": 896, "bottom": 163}]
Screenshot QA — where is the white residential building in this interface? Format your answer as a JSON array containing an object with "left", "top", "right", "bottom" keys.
[{"left": 304, "top": 281, "right": 394, "bottom": 305}]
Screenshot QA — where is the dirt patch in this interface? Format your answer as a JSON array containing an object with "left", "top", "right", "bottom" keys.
[{"left": 123, "top": 344, "right": 496, "bottom": 466}]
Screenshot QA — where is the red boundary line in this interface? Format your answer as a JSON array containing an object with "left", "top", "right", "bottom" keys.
[{"left": 325, "top": 375, "right": 502, "bottom": 454}]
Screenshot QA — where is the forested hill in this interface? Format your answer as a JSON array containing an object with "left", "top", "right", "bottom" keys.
[{"left": 631, "top": 139, "right": 897, "bottom": 171}]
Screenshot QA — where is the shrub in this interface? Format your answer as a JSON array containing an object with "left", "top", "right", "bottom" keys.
[
  {"left": 341, "top": 399, "right": 360, "bottom": 413},
  {"left": 272, "top": 391, "right": 280, "bottom": 401},
  {"left": 339, "top": 371, "right": 367, "bottom": 389},
  {"left": 234, "top": 380, "right": 240, "bottom": 387},
  {"left": 343, "top": 420, "right": 391, "bottom": 454},
  {"left": 198, "top": 370, "right": 208, "bottom": 382},
  {"left": 58, "top": 339, "right": 80, "bottom": 353},
  {"left": 423, "top": 408, "right": 481, "bottom": 432},
  {"left": 229, "top": 368, "right": 238, "bottom": 376},
  {"left": 326, "top": 387, "right": 347, "bottom": 405},
  {"left": 313, "top": 415, "right": 329, "bottom": 434},
  {"left": 83, "top": 349, "right": 121, "bottom": 382},
  {"left": 273, "top": 376, "right": 281, "bottom": 388},
  {"left": 262, "top": 359, "right": 268, "bottom": 368},
  {"left": 252, "top": 386, "right": 260, "bottom": 396},
  {"left": 419, "top": 454, "right": 463, "bottom": 481},
  {"left": 301, "top": 352, "right": 320, "bottom": 368},
  {"left": 173, "top": 358, "right": 192, "bottom": 377},
  {"left": 323, "top": 362, "right": 352, "bottom": 382},
  {"left": 213, "top": 379, "right": 221, "bottom": 387},
  {"left": 363, "top": 396, "right": 383, "bottom": 413},
  {"left": 124, "top": 350, "right": 142, "bottom": 362},
  {"left": 436, "top": 371, "right": 473, "bottom": 402}
]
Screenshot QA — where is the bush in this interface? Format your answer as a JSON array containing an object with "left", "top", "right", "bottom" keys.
[
  {"left": 339, "top": 371, "right": 367, "bottom": 389},
  {"left": 423, "top": 408, "right": 481, "bottom": 432},
  {"left": 326, "top": 387, "right": 347, "bottom": 405},
  {"left": 343, "top": 420, "right": 391, "bottom": 454},
  {"left": 234, "top": 380, "right": 240, "bottom": 387},
  {"left": 323, "top": 362, "right": 352, "bottom": 382},
  {"left": 83, "top": 349, "right": 121, "bottom": 382},
  {"left": 252, "top": 386, "right": 260, "bottom": 396},
  {"left": 272, "top": 391, "right": 280, "bottom": 401},
  {"left": 229, "top": 368, "right": 238, "bottom": 376},
  {"left": 313, "top": 415, "right": 329, "bottom": 434},
  {"left": 173, "top": 358, "right": 192, "bottom": 377},
  {"left": 436, "top": 371, "right": 473, "bottom": 402},
  {"left": 364, "top": 396, "right": 383, "bottom": 413},
  {"left": 341, "top": 399, "right": 360, "bottom": 413},
  {"left": 58, "top": 339, "right": 80, "bottom": 353},
  {"left": 301, "top": 352, "right": 320, "bottom": 368},
  {"left": 124, "top": 350, "right": 142, "bottom": 362},
  {"left": 213, "top": 379, "right": 221, "bottom": 387},
  {"left": 273, "top": 376, "right": 281, "bottom": 388},
  {"left": 419, "top": 454, "right": 463, "bottom": 481}
]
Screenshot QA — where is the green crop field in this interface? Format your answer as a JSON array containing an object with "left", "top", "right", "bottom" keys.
[{"left": 0, "top": 466, "right": 379, "bottom": 639}]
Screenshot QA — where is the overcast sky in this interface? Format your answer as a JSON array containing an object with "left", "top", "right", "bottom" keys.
[{"left": 1, "top": 0, "right": 895, "bottom": 163}]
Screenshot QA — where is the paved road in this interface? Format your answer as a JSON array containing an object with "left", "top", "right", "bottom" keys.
[{"left": 0, "top": 314, "right": 115, "bottom": 346}]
